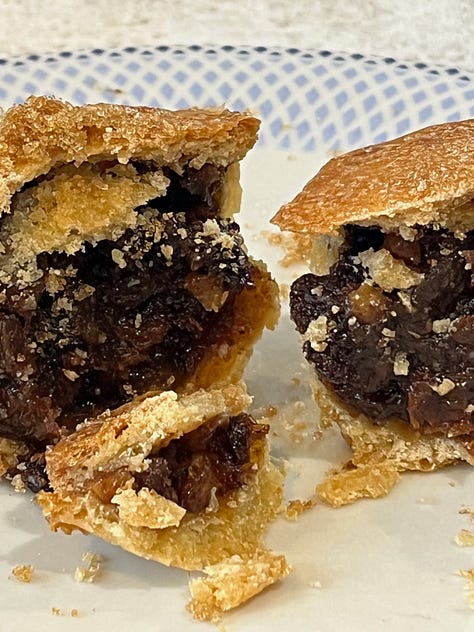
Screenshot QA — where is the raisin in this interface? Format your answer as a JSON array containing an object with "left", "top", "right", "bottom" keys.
[
  {"left": 20, "top": 453, "right": 51, "bottom": 493},
  {"left": 134, "top": 457, "right": 179, "bottom": 505},
  {"left": 452, "top": 315, "right": 474, "bottom": 346},
  {"left": 348, "top": 283, "right": 388, "bottom": 324},
  {"left": 133, "top": 413, "right": 267, "bottom": 513},
  {"left": 383, "top": 233, "right": 421, "bottom": 266},
  {"left": 291, "top": 226, "right": 474, "bottom": 435}
]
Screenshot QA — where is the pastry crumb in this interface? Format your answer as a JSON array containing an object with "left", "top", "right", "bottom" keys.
[
  {"left": 317, "top": 461, "right": 400, "bottom": 507},
  {"left": 358, "top": 247, "right": 425, "bottom": 292},
  {"left": 260, "top": 395, "right": 317, "bottom": 449},
  {"left": 262, "top": 404, "right": 278, "bottom": 418},
  {"left": 308, "top": 580, "right": 322, "bottom": 589},
  {"left": 459, "top": 568, "right": 474, "bottom": 609},
  {"left": 10, "top": 473, "right": 26, "bottom": 493},
  {"left": 283, "top": 410, "right": 311, "bottom": 445},
  {"left": 278, "top": 283, "right": 290, "bottom": 301},
  {"left": 187, "top": 550, "right": 291, "bottom": 622},
  {"left": 285, "top": 497, "right": 316, "bottom": 521},
  {"left": 313, "top": 428, "right": 324, "bottom": 440},
  {"left": 51, "top": 607, "right": 79, "bottom": 618},
  {"left": 456, "top": 529, "right": 474, "bottom": 547},
  {"left": 11, "top": 564, "right": 34, "bottom": 583},
  {"left": 456, "top": 507, "right": 474, "bottom": 547},
  {"left": 416, "top": 497, "right": 434, "bottom": 505},
  {"left": 456, "top": 508, "right": 474, "bottom": 607},
  {"left": 74, "top": 552, "right": 103, "bottom": 583}
]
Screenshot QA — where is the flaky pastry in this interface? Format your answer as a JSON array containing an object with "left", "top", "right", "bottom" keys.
[
  {"left": 273, "top": 120, "right": 474, "bottom": 504},
  {"left": 37, "top": 383, "right": 284, "bottom": 570}
]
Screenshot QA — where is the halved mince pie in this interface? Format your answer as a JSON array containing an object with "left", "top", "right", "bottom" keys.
[
  {"left": 0, "top": 96, "right": 279, "bottom": 489},
  {"left": 273, "top": 120, "right": 474, "bottom": 503}
]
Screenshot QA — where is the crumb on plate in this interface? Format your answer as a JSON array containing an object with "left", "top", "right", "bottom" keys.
[
  {"left": 278, "top": 283, "right": 290, "bottom": 300},
  {"left": 456, "top": 529, "right": 474, "bottom": 547},
  {"left": 285, "top": 497, "right": 316, "bottom": 521},
  {"left": 308, "top": 580, "right": 322, "bottom": 589},
  {"left": 317, "top": 461, "right": 400, "bottom": 507},
  {"left": 459, "top": 568, "right": 474, "bottom": 609},
  {"left": 74, "top": 551, "right": 103, "bottom": 583},
  {"left": 11, "top": 564, "right": 34, "bottom": 583},
  {"left": 187, "top": 549, "right": 291, "bottom": 622}
]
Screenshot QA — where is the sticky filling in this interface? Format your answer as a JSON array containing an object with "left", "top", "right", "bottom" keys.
[
  {"left": 0, "top": 162, "right": 259, "bottom": 484},
  {"left": 133, "top": 412, "right": 268, "bottom": 513},
  {"left": 291, "top": 225, "right": 474, "bottom": 440}
]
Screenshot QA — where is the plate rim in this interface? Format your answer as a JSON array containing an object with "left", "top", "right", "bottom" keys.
[{"left": 0, "top": 43, "right": 472, "bottom": 84}]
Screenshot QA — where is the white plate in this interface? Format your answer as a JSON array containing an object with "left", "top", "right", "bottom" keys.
[{"left": 1, "top": 46, "right": 474, "bottom": 631}]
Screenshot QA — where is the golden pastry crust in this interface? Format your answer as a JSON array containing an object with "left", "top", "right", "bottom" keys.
[
  {"left": 0, "top": 97, "right": 258, "bottom": 275},
  {"left": 37, "top": 383, "right": 285, "bottom": 571},
  {"left": 0, "top": 95, "right": 259, "bottom": 214},
  {"left": 187, "top": 550, "right": 291, "bottom": 621},
  {"left": 45, "top": 383, "right": 252, "bottom": 487},
  {"left": 272, "top": 119, "right": 474, "bottom": 234},
  {"left": 312, "top": 374, "right": 473, "bottom": 507},
  {"left": 274, "top": 120, "right": 474, "bottom": 502}
]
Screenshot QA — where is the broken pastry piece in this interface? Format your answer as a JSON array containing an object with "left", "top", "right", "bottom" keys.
[
  {"left": 188, "top": 549, "right": 291, "bottom": 622},
  {"left": 0, "top": 96, "right": 279, "bottom": 487},
  {"left": 37, "top": 383, "right": 287, "bottom": 602},
  {"left": 273, "top": 120, "right": 474, "bottom": 503}
]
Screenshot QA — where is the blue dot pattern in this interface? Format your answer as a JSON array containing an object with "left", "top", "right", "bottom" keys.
[{"left": 0, "top": 45, "right": 472, "bottom": 152}]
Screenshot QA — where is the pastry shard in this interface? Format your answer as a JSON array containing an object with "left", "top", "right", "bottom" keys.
[
  {"left": 0, "top": 96, "right": 279, "bottom": 488},
  {"left": 37, "top": 383, "right": 285, "bottom": 573},
  {"left": 273, "top": 120, "right": 474, "bottom": 504},
  {"left": 187, "top": 549, "right": 291, "bottom": 622}
]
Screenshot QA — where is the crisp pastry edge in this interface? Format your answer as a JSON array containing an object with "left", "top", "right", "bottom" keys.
[{"left": 37, "top": 383, "right": 286, "bottom": 571}]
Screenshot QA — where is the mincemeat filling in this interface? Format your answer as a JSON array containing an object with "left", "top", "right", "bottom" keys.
[
  {"left": 134, "top": 413, "right": 268, "bottom": 513},
  {"left": 291, "top": 225, "right": 474, "bottom": 440},
  {"left": 0, "top": 163, "right": 258, "bottom": 491}
]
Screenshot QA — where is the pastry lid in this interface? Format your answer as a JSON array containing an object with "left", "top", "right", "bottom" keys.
[{"left": 272, "top": 119, "right": 474, "bottom": 235}]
